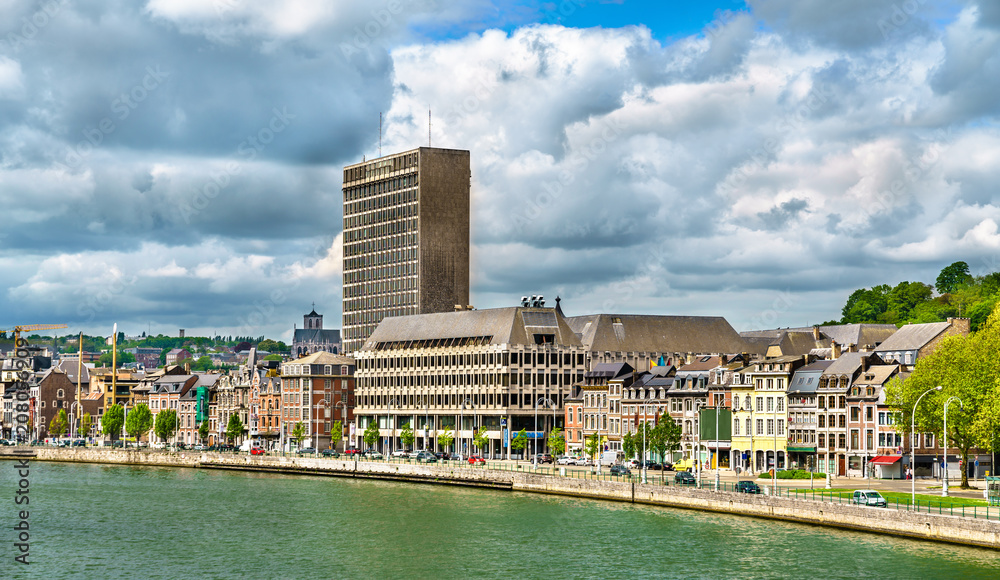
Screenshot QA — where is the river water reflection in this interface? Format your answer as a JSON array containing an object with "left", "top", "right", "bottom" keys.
[{"left": 5, "top": 462, "right": 1000, "bottom": 579}]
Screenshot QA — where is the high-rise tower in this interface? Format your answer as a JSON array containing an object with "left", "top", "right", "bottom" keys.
[{"left": 341, "top": 147, "right": 470, "bottom": 353}]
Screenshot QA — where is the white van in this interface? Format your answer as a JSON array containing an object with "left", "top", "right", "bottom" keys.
[{"left": 600, "top": 450, "right": 620, "bottom": 465}]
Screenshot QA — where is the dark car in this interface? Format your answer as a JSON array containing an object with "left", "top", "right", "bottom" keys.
[
  {"left": 417, "top": 451, "right": 438, "bottom": 463},
  {"left": 435, "top": 451, "right": 450, "bottom": 461},
  {"left": 531, "top": 453, "right": 554, "bottom": 464},
  {"left": 610, "top": 465, "right": 631, "bottom": 476},
  {"left": 321, "top": 449, "right": 340, "bottom": 457},
  {"left": 296, "top": 447, "right": 317, "bottom": 455},
  {"left": 674, "top": 471, "right": 697, "bottom": 486},
  {"left": 735, "top": 480, "right": 761, "bottom": 494},
  {"left": 218, "top": 444, "right": 236, "bottom": 453},
  {"left": 71, "top": 440, "right": 86, "bottom": 447}
]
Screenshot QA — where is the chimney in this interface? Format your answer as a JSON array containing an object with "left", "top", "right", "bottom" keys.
[
  {"left": 720, "top": 354, "right": 728, "bottom": 365},
  {"left": 947, "top": 317, "right": 971, "bottom": 336},
  {"left": 831, "top": 341, "right": 841, "bottom": 360},
  {"left": 861, "top": 356, "right": 867, "bottom": 373},
  {"left": 812, "top": 326, "right": 821, "bottom": 340}
]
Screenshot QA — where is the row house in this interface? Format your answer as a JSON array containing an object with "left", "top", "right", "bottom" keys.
[
  {"left": 177, "top": 373, "right": 218, "bottom": 446},
  {"left": 731, "top": 355, "right": 806, "bottom": 474},
  {"left": 622, "top": 366, "right": 672, "bottom": 459},
  {"left": 281, "top": 351, "right": 355, "bottom": 451},
  {"left": 214, "top": 371, "right": 251, "bottom": 445},
  {"left": 251, "top": 368, "right": 282, "bottom": 448},
  {"left": 576, "top": 362, "right": 634, "bottom": 456},
  {"left": 148, "top": 374, "right": 198, "bottom": 444},
  {"left": 669, "top": 356, "right": 717, "bottom": 462},
  {"left": 847, "top": 363, "right": 902, "bottom": 478},
  {"left": 785, "top": 360, "right": 834, "bottom": 471}
]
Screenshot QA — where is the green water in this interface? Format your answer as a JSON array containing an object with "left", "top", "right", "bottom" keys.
[{"left": 3, "top": 461, "right": 999, "bottom": 579}]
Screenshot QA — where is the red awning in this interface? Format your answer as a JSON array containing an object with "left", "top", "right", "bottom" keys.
[{"left": 870, "top": 455, "right": 902, "bottom": 465}]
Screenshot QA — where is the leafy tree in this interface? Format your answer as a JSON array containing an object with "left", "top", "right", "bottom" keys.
[
  {"left": 841, "top": 284, "right": 891, "bottom": 323},
  {"left": 332, "top": 420, "right": 343, "bottom": 449},
  {"left": 654, "top": 414, "right": 683, "bottom": 464},
  {"left": 473, "top": 427, "right": 489, "bottom": 452},
  {"left": 886, "top": 281, "right": 933, "bottom": 321},
  {"left": 257, "top": 339, "right": 288, "bottom": 353},
  {"left": 584, "top": 432, "right": 601, "bottom": 460},
  {"left": 400, "top": 422, "right": 415, "bottom": 450},
  {"left": 192, "top": 356, "right": 214, "bottom": 372},
  {"left": 198, "top": 420, "right": 209, "bottom": 443},
  {"left": 511, "top": 428, "right": 528, "bottom": 452},
  {"left": 102, "top": 404, "right": 124, "bottom": 441},
  {"left": 622, "top": 431, "right": 636, "bottom": 460},
  {"left": 125, "top": 403, "right": 153, "bottom": 443},
  {"left": 263, "top": 353, "right": 283, "bottom": 361},
  {"left": 154, "top": 409, "right": 178, "bottom": 443},
  {"left": 292, "top": 421, "right": 305, "bottom": 442},
  {"left": 80, "top": 413, "right": 92, "bottom": 438},
  {"left": 634, "top": 421, "right": 653, "bottom": 461},
  {"left": 49, "top": 409, "right": 68, "bottom": 438},
  {"left": 885, "top": 303, "right": 1000, "bottom": 488},
  {"left": 437, "top": 429, "right": 454, "bottom": 451},
  {"left": 363, "top": 419, "right": 379, "bottom": 448},
  {"left": 225, "top": 413, "right": 244, "bottom": 444},
  {"left": 936, "top": 261, "right": 973, "bottom": 294},
  {"left": 547, "top": 427, "right": 565, "bottom": 457}
]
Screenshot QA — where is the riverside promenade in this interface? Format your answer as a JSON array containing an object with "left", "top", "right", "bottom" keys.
[{"left": 5, "top": 447, "right": 1000, "bottom": 550}]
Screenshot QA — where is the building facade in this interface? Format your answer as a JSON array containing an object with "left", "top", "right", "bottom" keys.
[
  {"left": 280, "top": 351, "right": 355, "bottom": 451},
  {"left": 293, "top": 308, "right": 342, "bottom": 356},
  {"left": 341, "top": 147, "right": 471, "bottom": 353}
]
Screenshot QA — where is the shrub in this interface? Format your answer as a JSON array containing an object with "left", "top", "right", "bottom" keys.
[{"left": 757, "top": 469, "right": 826, "bottom": 480}]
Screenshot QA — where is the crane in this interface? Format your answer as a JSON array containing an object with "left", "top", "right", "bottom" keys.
[{"left": 3, "top": 324, "right": 69, "bottom": 345}]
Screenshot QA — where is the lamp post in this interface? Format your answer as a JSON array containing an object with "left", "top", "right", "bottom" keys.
[
  {"left": 943, "top": 395, "right": 963, "bottom": 497},
  {"left": 385, "top": 397, "right": 398, "bottom": 456},
  {"left": 315, "top": 400, "right": 328, "bottom": 458},
  {"left": 532, "top": 397, "right": 556, "bottom": 469},
  {"left": 70, "top": 401, "right": 81, "bottom": 440},
  {"left": 122, "top": 402, "right": 131, "bottom": 449},
  {"left": 911, "top": 385, "right": 942, "bottom": 506},
  {"left": 334, "top": 400, "right": 349, "bottom": 452},
  {"left": 461, "top": 398, "right": 473, "bottom": 459}
]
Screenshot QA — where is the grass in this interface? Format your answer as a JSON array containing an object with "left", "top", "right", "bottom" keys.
[{"left": 788, "top": 487, "right": 989, "bottom": 507}]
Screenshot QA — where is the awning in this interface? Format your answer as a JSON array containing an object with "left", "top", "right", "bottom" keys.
[
  {"left": 870, "top": 455, "right": 902, "bottom": 465},
  {"left": 787, "top": 447, "right": 816, "bottom": 453}
]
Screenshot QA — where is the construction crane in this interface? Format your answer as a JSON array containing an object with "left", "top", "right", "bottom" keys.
[{"left": 3, "top": 324, "right": 69, "bottom": 344}]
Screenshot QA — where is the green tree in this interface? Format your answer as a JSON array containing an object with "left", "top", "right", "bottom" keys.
[
  {"left": 332, "top": 420, "right": 343, "bottom": 450},
  {"left": 192, "top": 356, "right": 214, "bottom": 371},
  {"left": 886, "top": 281, "right": 933, "bottom": 321},
  {"left": 363, "top": 419, "right": 379, "bottom": 449},
  {"left": 473, "top": 427, "right": 489, "bottom": 453},
  {"left": 292, "top": 421, "right": 305, "bottom": 443},
  {"left": 547, "top": 427, "right": 565, "bottom": 457},
  {"left": 400, "top": 422, "right": 415, "bottom": 450},
  {"left": 885, "top": 304, "right": 1000, "bottom": 488},
  {"left": 102, "top": 404, "right": 124, "bottom": 441},
  {"left": 511, "top": 428, "right": 528, "bottom": 453},
  {"left": 125, "top": 403, "right": 153, "bottom": 443},
  {"left": 437, "top": 429, "right": 454, "bottom": 451},
  {"left": 225, "top": 413, "right": 244, "bottom": 444},
  {"left": 622, "top": 431, "right": 636, "bottom": 460},
  {"left": 263, "top": 353, "right": 283, "bottom": 361},
  {"left": 584, "top": 432, "right": 601, "bottom": 460},
  {"left": 49, "top": 408, "right": 68, "bottom": 438},
  {"left": 634, "top": 422, "right": 653, "bottom": 461},
  {"left": 654, "top": 414, "right": 683, "bottom": 464},
  {"left": 841, "top": 284, "right": 891, "bottom": 323},
  {"left": 257, "top": 339, "right": 288, "bottom": 353},
  {"left": 936, "top": 261, "right": 973, "bottom": 294},
  {"left": 198, "top": 420, "right": 209, "bottom": 444},
  {"left": 154, "top": 409, "right": 178, "bottom": 443},
  {"left": 80, "top": 413, "right": 92, "bottom": 439}
]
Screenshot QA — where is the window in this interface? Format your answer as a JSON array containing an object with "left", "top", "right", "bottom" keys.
[
  {"left": 818, "top": 434, "right": 826, "bottom": 448},
  {"left": 777, "top": 398, "right": 784, "bottom": 412},
  {"left": 756, "top": 419, "right": 764, "bottom": 435},
  {"left": 766, "top": 419, "right": 774, "bottom": 435},
  {"left": 777, "top": 420, "right": 784, "bottom": 436},
  {"left": 756, "top": 397, "right": 763, "bottom": 412},
  {"left": 766, "top": 397, "right": 774, "bottom": 412},
  {"left": 733, "top": 418, "right": 740, "bottom": 435},
  {"left": 850, "top": 407, "right": 860, "bottom": 421},
  {"left": 744, "top": 395, "right": 751, "bottom": 409}
]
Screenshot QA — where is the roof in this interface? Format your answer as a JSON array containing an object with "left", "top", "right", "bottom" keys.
[
  {"left": 364, "top": 307, "right": 582, "bottom": 349},
  {"left": 54, "top": 359, "right": 89, "bottom": 384},
  {"left": 585, "top": 362, "right": 633, "bottom": 380},
  {"left": 288, "top": 351, "right": 356, "bottom": 366},
  {"left": 676, "top": 355, "right": 721, "bottom": 373},
  {"left": 874, "top": 322, "right": 952, "bottom": 352},
  {"left": 566, "top": 314, "right": 747, "bottom": 354},
  {"left": 853, "top": 364, "right": 899, "bottom": 386},
  {"left": 787, "top": 360, "right": 834, "bottom": 394},
  {"left": 293, "top": 328, "right": 341, "bottom": 343},
  {"left": 822, "top": 352, "right": 884, "bottom": 377}
]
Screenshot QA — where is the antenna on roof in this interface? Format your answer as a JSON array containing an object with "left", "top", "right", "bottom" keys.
[
  {"left": 379, "top": 112, "right": 382, "bottom": 158},
  {"left": 428, "top": 108, "right": 432, "bottom": 147}
]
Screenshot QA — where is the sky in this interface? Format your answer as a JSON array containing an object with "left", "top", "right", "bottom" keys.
[{"left": 2, "top": 0, "right": 999, "bottom": 343}]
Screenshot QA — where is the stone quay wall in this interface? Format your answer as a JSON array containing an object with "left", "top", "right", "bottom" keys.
[{"left": 5, "top": 448, "right": 999, "bottom": 550}]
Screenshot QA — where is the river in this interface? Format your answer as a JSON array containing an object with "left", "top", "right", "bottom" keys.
[{"left": 4, "top": 462, "right": 1000, "bottom": 579}]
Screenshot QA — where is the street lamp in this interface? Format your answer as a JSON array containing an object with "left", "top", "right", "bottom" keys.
[
  {"left": 532, "top": 397, "right": 556, "bottom": 469},
  {"left": 334, "top": 400, "right": 349, "bottom": 452},
  {"left": 461, "top": 398, "right": 474, "bottom": 459},
  {"left": 69, "top": 401, "right": 81, "bottom": 440},
  {"left": 911, "top": 385, "right": 942, "bottom": 506},
  {"left": 943, "top": 395, "right": 963, "bottom": 497},
  {"left": 385, "top": 397, "right": 398, "bottom": 456},
  {"left": 122, "top": 402, "right": 131, "bottom": 449},
  {"left": 315, "top": 400, "right": 329, "bottom": 458}
]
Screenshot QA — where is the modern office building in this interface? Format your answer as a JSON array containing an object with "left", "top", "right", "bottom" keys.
[{"left": 342, "top": 147, "right": 471, "bottom": 354}]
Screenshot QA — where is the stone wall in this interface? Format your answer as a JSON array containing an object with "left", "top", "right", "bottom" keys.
[{"left": 5, "top": 448, "right": 999, "bottom": 550}]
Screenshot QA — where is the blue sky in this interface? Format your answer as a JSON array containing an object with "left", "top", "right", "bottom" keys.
[{"left": 1, "top": 0, "right": 999, "bottom": 342}]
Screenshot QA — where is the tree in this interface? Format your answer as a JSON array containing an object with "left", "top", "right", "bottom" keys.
[
  {"left": 400, "top": 422, "right": 415, "bottom": 450},
  {"left": 363, "top": 419, "right": 379, "bottom": 449},
  {"left": 80, "top": 413, "right": 92, "bottom": 439},
  {"left": 473, "top": 427, "right": 489, "bottom": 453},
  {"left": 841, "top": 284, "right": 890, "bottom": 323},
  {"left": 257, "top": 339, "right": 288, "bottom": 353},
  {"left": 654, "top": 414, "right": 683, "bottom": 464},
  {"left": 192, "top": 356, "right": 214, "bottom": 372},
  {"left": 263, "top": 353, "right": 283, "bottom": 361},
  {"left": 154, "top": 409, "right": 178, "bottom": 443},
  {"left": 102, "top": 404, "right": 124, "bottom": 441},
  {"left": 885, "top": 303, "right": 1000, "bottom": 489},
  {"left": 622, "top": 431, "right": 636, "bottom": 460},
  {"left": 98, "top": 350, "right": 135, "bottom": 368},
  {"left": 437, "top": 429, "right": 454, "bottom": 451},
  {"left": 511, "top": 428, "right": 528, "bottom": 453},
  {"left": 225, "top": 413, "right": 244, "bottom": 444},
  {"left": 198, "top": 420, "right": 209, "bottom": 444},
  {"left": 49, "top": 409, "right": 68, "bottom": 438},
  {"left": 547, "top": 427, "right": 565, "bottom": 457},
  {"left": 292, "top": 421, "right": 305, "bottom": 443},
  {"left": 125, "top": 403, "right": 152, "bottom": 443},
  {"left": 585, "top": 432, "right": 602, "bottom": 460},
  {"left": 634, "top": 421, "right": 653, "bottom": 461},
  {"left": 936, "top": 261, "right": 973, "bottom": 295},
  {"left": 332, "top": 420, "right": 343, "bottom": 450}
]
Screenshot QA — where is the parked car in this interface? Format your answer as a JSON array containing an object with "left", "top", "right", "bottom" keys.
[
  {"left": 530, "top": 453, "right": 554, "bottom": 464},
  {"left": 362, "top": 449, "right": 383, "bottom": 459},
  {"left": 575, "top": 457, "right": 594, "bottom": 467},
  {"left": 468, "top": 455, "right": 486, "bottom": 465},
  {"left": 192, "top": 444, "right": 207, "bottom": 451},
  {"left": 417, "top": 451, "right": 437, "bottom": 463},
  {"left": 451, "top": 453, "right": 464, "bottom": 462},
  {"left": 249, "top": 445, "right": 265, "bottom": 455},
  {"left": 343, "top": 447, "right": 361, "bottom": 456},
  {"left": 625, "top": 459, "right": 640, "bottom": 469},
  {"left": 321, "top": 449, "right": 340, "bottom": 458},
  {"left": 674, "top": 471, "right": 697, "bottom": 486},
  {"left": 408, "top": 449, "right": 423, "bottom": 459},
  {"left": 852, "top": 490, "right": 887, "bottom": 508},
  {"left": 296, "top": 447, "right": 317, "bottom": 455},
  {"left": 556, "top": 455, "right": 576, "bottom": 465},
  {"left": 673, "top": 459, "right": 695, "bottom": 472},
  {"left": 610, "top": 465, "right": 631, "bottom": 476},
  {"left": 435, "top": 451, "right": 450, "bottom": 461},
  {"left": 735, "top": 480, "right": 761, "bottom": 494},
  {"left": 391, "top": 449, "right": 409, "bottom": 458}
]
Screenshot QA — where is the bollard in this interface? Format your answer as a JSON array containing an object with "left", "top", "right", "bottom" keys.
[
  {"left": 560, "top": 467, "right": 566, "bottom": 477},
  {"left": 825, "top": 473, "right": 832, "bottom": 490}
]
